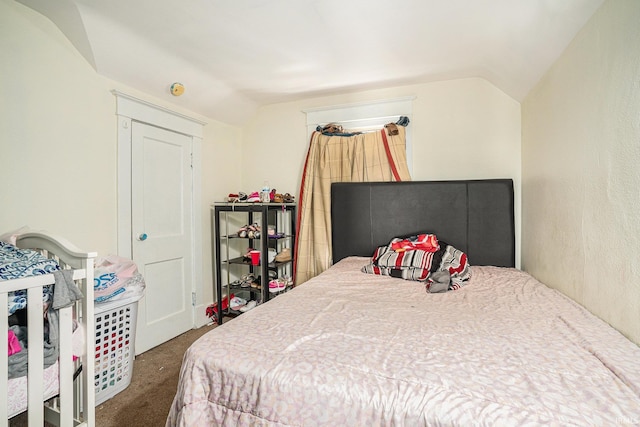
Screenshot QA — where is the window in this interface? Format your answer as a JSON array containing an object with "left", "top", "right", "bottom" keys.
[{"left": 303, "top": 96, "right": 415, "bottom": 173}]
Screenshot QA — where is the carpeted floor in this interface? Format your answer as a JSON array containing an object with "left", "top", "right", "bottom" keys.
[
  {"left": 9, "top": 322, "right": 219, "bottom": 426},
  {"left": 95, "top": 323, "right": 217, "bottom": 426}
]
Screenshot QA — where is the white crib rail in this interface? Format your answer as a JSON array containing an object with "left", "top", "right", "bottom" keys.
[{"left": 2, "top": 231, "right": 96, "bottom": 426}]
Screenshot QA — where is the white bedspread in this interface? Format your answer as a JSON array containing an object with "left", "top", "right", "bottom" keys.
[{"left": 167, "top": 257, "right": 640, "bottom": 426}]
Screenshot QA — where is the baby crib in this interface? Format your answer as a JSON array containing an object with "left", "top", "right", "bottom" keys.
[{"left": 1, "top": 231, "right": 96, "bottom": 426}]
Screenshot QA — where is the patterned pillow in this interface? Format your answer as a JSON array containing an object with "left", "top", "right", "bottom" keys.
[
  {"left": 361, "top": 234, "right": 471, "bottom": 290},
  {"left": 0, "top": 241, "right": 58, "bottom": 314}
]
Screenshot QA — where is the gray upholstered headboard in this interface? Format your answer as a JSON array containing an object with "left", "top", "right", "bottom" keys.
[{"left": 330, "top": 179, "right": 515, "bottom": 267}]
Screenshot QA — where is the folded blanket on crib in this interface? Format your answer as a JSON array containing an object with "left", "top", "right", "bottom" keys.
[{"left": 0, "top": 241, "right": 59, "bottom": 314}]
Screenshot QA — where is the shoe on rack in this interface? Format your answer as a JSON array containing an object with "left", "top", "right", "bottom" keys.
[
  {"left": 269, "top": 279, "right": 286, "bottom": 293},
  {"left": 243, "top": 248, "right": 254, "bottom": 260},
  {"left": 229, "top": 279, "right": 243, "bottom": 288},
  {"left": 224, "top": 293, "right": 234, "bottom": 309},
  {"left": 241, "top": 273, "right": 255, "bottom": 287},
  {"left": 247, "top": 191, "right": 260, "bottom": 202},
  {"left": 238, "top": 192, "right": 248, "bottom": 202},
  {"left": 230, "top": 296, "right": 247, "bottom": 311},
  {"left": 274, "top": 248, "right": 292, "bottom": 262},
  {"left": 283, "top": 193, "right": 295, "bottom": 203},
  {"left": 210, "top": 293, "right": 234, "bottom": 314},
  {"left": 247, "top": 223, "right": 261, "bottom": 239},
  {"left": 250, "top": 276, "right": 261, "bottom": 290},
  {"left": 239, "top": 300, "right": 257, "bottom": 312},
  {"left": 281, "top": 276, "right": 293, "bottom": 288},
  {"left": 268, "top": 248, "right": 277, "bottom": 263}
]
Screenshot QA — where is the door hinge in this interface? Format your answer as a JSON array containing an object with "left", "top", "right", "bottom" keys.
[
  {"left": 191, "top": 292, "right": 196, "bottom": 306},
  {"left": 190, "top": 152, "right": 193, "bottom": 169}
]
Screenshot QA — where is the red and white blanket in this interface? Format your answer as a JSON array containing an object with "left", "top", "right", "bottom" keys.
[{"left": 361, "top": 234, "right": 471, "bottom": 291}]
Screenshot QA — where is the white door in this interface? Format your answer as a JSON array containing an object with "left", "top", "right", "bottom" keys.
[{"left": 131, "top": 121, "right": 194, "bottom": 354}]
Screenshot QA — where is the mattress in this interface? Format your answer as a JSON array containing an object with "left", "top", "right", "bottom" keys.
[
  {"left": 167, "top": 257, "right": 640, "bottom": 426},
  {"left": 9, "top": 361, "right": 60, "bottom": 418}
]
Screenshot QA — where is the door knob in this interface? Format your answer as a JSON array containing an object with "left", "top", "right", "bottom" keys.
[{"left": 138, "top": 233, "right": 148, "bottom": 241}]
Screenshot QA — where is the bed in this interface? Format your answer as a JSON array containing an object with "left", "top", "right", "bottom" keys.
[
  {"left": 167, "top": 179, "right": 640, "bottom": 426},
  {"left": 1, "top": 231, "right": 96, "bottom": 426}
]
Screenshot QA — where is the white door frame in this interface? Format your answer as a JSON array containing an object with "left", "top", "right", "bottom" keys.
[{"left": 113, "top": 90, "right": 206, "bottom": 328}]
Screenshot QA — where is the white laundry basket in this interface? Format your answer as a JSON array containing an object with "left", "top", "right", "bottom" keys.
[{"left": 94, "top": 295, "right": 141, "bottom": 405}]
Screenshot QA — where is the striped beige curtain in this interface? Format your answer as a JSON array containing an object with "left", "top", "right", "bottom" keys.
[{"left": 294, "top": 124, "right": 411, "bottom": 284}]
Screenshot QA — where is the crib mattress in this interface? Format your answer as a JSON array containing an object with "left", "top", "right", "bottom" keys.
[{"left": 8, "top": 361, "right": 60, "bottom": 418}]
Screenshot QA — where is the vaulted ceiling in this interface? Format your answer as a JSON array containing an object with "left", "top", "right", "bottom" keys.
[{"left": 18, "top": 0, "right": 604, "bottom": 125}]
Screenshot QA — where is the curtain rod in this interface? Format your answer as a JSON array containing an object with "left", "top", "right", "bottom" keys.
[{"left": 316, "top": 116, "right": 409, "bottom": 136}]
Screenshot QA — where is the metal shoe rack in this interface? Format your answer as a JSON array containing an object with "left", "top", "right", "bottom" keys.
[{"left": 212, "top": 202, "right": 296, "bottom": 325}]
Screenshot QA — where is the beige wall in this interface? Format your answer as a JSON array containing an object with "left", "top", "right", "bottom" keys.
[
  {"left": 242, "top": 78, "right": 522, "bottom": 263},
  {"left": 522, "top": 0, "right": 640, "bottom": 344},
  {"left": 0, "top": 0, "right": 242, "bottom": 309},
  {"left": 243, "top": 78, "right": 521, "bottom": 190},
  {"left": 200, "top": 120, "right": 243, "bottom": 306},
  {"left": 2, "top": 0, "right": 522, "bottom": 323},
  {"left": 1, "top": 0, "right": 115, "bottom": 253}
]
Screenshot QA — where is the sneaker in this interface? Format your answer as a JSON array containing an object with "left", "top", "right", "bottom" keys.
[
  {"left": 281, "top": 276, "right": 293, "bottom": 288},
  {"left": 230, "top": 296, "right": 247, "bottom": 310},
  {"left": 247, "top": 223, "right": 261, "bottom": 239},
  {"left": 237, "top": 225, "right": 249, "bottom": 238},
  {"left": 269, "top": 279, "right": 286, "bottom": 293},
  {"left": 268, "top": 248, "right": 277, "bottom": 263},
  {"left": 239, "top": 300, "right": 257, "bottom": 312},
  {"left": 274, "top": 248, "right": 292, "bottom": 262},
  {"left": 210, "top": 293, "right": 234, "bottom": 314},
  {"left": 247, "top": 191, "right": 260, "bottom": 202}
]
